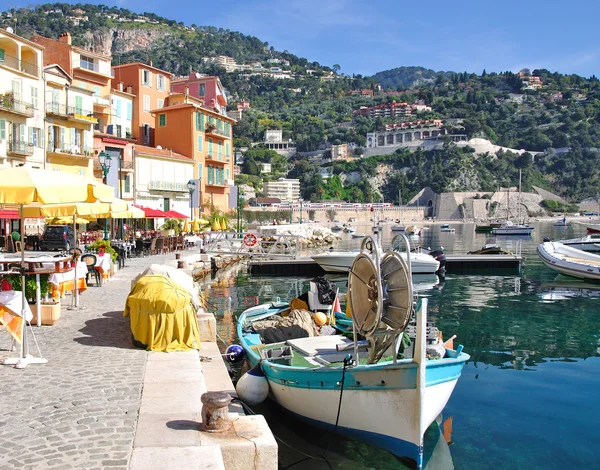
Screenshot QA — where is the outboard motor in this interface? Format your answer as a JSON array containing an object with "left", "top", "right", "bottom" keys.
[
  {"left": 543, "top": 237, "right": 551, "bottom": 242},
  {"left": 429, "top": 246, "right": 446, "bottom": 270}
]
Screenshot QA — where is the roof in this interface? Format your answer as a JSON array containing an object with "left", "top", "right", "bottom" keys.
[
  {"left": 43, "top": 64, "right": 72, "bottom": 82},
  {"left": 134, "top": 145, "right": 193, "bottom": 161},
  {"left": 1, "top": 29, "right": 44, "bottom": 50},
  {"left": 112, "top": 62, "right": 172, "bottom": 76}
]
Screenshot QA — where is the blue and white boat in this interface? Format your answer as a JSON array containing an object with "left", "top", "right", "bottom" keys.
[{"left": 237, "top": 236, "right": 468, "bottom": 468}]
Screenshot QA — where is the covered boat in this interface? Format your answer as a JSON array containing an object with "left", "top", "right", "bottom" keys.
[
  {"left": 468, "top": 243, "right": 513, "bottom": 255},
  {"left": 557, "top": 234, "right": 600, "bottom": 252},
  {"left": 237, "top": 236, "right": 468, "bottom": 468},
  {"left": 536, "top": 242, "right": 600, "bottom": 281}
]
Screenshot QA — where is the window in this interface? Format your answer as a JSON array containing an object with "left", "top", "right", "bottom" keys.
[
  {"left": 12, "top": 80, "right": 21, "bottom": 99},
  {"left": 142, "top": 69, "right": 152, "bottom": 87},
  {"left": 93, "top": 86, "right": 100, "bottom": 97},
  {"left": 124, "top": 174, "right": 131, "bottom": 193},
  {"left": 75, "top": 95, "right": 83, "bottom": 114},
  {"left": 80, "top": 55, "right": 95, "bottom": 71},
  {"left": 157, "top": 98, "right": 164, "bottom": 109},
  {"left": 157, "top": 74, "right": 165, "bottom": 91},
  {"left": 198, "top": 83, "right": 206, "bottom": 97},
  {"left": 116, "top": 124, "right": 122, "bottom": 138},
  {"left": 218, "top": 140, "right": 222, "bottom": 159},
  {"left": 195, "top": 111, "right": 201, "bottom": 131},
  {"left": 125, "top": 127, "right": 131, "bottom": 138},
  {"left": 197, "top": 134, "right": 202, "bottom": 151},
  {"left": 126, "top": 102, "right": 132, "bottom": 120},
  {"left": 143, "top": 95, "right": 150, "bottom": 112},
  {"left": 30, "top": 127, "right": 42, "bottom": 147},
  {"left": 208, "top": 138, "right": 213, "bottom": 157},
  {"left": 116, "top": 99, "right": 122, "bottom": 118},
  {"left": 142, "top": 124, "right": 150, "bottom": 144},
  {"left": 159, "top": 114, "right": 166, "bottom": 127},
  {"left": 201, "top": 113, "right": 205, "bottom": 131},
  {"left": 225, "top": 168, "right": 230, "bottom": 181},
  {"left": 0, "top": 119, "right": 5, "bottom": 140},
  {"left": 31, "top": 86, "right": 38, "bottom": 108},
  {"left": 225, "top": 142, "right": 229, "bottom": 159}
]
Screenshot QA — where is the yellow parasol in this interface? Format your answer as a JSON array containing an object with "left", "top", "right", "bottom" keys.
[
  {"left": 220, "top": 217, "right": 228, "bottom": 230},
  {"left": 182, "top": 220, "right": 190, "bottom": 233},
  {"left": 46, "top": 216, "right": 92, "bottom": 225},
  {"left": 0, "top": 167, "right": 115, "bottom": 369},
  {"left": 212, "top": 218, "right": 222, "bottom": 231}
]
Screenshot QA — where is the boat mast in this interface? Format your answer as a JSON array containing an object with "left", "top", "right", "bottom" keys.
[{"left": 518, "top": 169, "right": 522, "bottom": 224}]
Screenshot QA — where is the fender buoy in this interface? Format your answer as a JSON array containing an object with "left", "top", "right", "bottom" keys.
[
  {"left": 243, "top": 233, "right": 257, "bottom": 247},
  {"left": 253, "top": 296, "right": 259, "bottom": 306}
]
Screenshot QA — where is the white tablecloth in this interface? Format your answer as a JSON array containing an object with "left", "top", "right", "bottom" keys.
[
  {"left": 48, "top": 261, "right": 87, "bottom": 286},
  {"left": 95, "top": 254, "right": 111, "bottom": 272},
  {"left": 0, "top": 290, "right": 33, "bottom": 322},
  {"left": 184, "top": 235, "right": 202, "bottom": 247}
]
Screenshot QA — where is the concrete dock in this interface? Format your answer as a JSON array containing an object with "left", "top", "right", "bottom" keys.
[{"left": 0, "top": 251, "right": 276, "bottom": 470}]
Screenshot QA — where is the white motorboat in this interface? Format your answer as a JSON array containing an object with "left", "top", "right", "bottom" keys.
[
  {"left": 537, "top": 242, "right": 600, "bottom": 281},
  {"left": 492, "top": 221, "right": 534, "bottom": 236},
  {"left": 557, "top": 235, "right": 600, "bottom": 252},
  {"left": 312, "top": 248, "right": 440, "bottom": 274},
  {"left": 391, "top": 225, "right": 406, "bottom": 232},
  {"left": 440, "top": 224, "right": 455, "bottom": 233},
  {"left": 344, "top": 226, "right": 356, "bottom": 234}
]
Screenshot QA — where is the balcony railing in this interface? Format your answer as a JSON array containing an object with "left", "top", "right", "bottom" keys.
[
  {"left": 48, "top": 143, "right": 93, "bottom": 157},
  {"left": 67, "top": 106, "right": 97, "bottom": 123},
  {"left": 0, "top": 53, "right": 39, "bottom": 77},
  {"left": 46, "top": 101, "right": 69, "bottom": 117},
  {"left": 73, "top": 60, "right": 114, "bottom": 78},
  {"left": 205, "top": 125, "right": 230, "bottom": 138},
  {"left": 8, "top": 140, "right": 34, "bottom": 156},
  {"left": 1, "top": 94, "right": 35, "bottom": 117}
]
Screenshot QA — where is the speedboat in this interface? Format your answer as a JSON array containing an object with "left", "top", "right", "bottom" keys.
[
  {"left": 236, "top": 237, "right": 468, "bottom": 468},
  {"left": 492, "top": 221, "right": 534, "bottom": 236},
  {"left": 468, "top": 243, "right": 513, "bottom": 255},
  {"left": 557, "top": 234, "right": 600, "bottom": 252},
  {"left": 440, "top": 224, "right": 455, "bottom": 233},
  {"left": 312, "top": 248, "right": 440, "bottom": 274},
  {"left": 537, "top": 242, "right": 600, "bottom": 281}
]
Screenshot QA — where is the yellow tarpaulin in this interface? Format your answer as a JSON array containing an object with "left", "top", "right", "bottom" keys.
[{"left": 124, "top": 274, "right": 200, "bottom": 352}]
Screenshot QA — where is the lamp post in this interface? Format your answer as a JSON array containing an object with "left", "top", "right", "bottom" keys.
[
  {"left": 187, "top": 180, "right": 196, "bottom": 222},
  {"left": 98, "top": 151, "right": 112, "bottom": 240},
  {"left": 299, "top": 198, "right": 304, "bottom": 224},
  {"left": 237, "top": 186, "right": 242, "bottom": 235}
]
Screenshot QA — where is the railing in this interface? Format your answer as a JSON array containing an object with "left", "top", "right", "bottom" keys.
[
  {"left": 1, "top": 94, "right": 34, "bottom": 117},
  {"left": 205, "top": 126, "right": 229, "bottom": 138},
  {"left": 8, "top": 140, "right": 34, "bottom": 156},
  {"left": 67, "top": 106, "right": 97, "bottom": 123},
  {"left": 48, "top": 143, "right": 93, "bottom": 157},
  {"left": 203, "top": 231, "right": 300, "bottom": 259},
  {"left": 0, "top": 52, "right": 39, "bottom": 77},
  {"left": 73, "top": 60, "right": 114, "bottom": 77},
  {"left": 46, "top": 101, "right": 68, "bottom": 116}
]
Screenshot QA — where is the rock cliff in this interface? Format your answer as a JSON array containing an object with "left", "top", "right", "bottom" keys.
[{"left": 78, "top": 27, "right": 172, "bottom": 56}]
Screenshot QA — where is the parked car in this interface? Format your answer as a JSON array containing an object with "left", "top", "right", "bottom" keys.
[{"left": 40, "top": 225, "right": 76, "bottom": 251}]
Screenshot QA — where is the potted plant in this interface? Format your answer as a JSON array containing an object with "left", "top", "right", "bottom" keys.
[{"left": 160, "top": 218, "right": 182, "bottom": 237}]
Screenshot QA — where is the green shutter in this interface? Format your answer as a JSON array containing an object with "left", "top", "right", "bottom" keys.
[
  {"left": 0, "top": 119, "right": 5, "bottom": 140},
  {"left": 225, "top": 143, "right": 229, "bottom": 159},
  {"left": 75, "top": 96, "right": 83, "bottom": 114},
  {"left": 127, "top": 102, "right": 132, "bottom": 120},
  {"left": 0, "top": 48, "right": 4, "bottom": 63},
  {"left": 197, "top": 134, "right": 203, "bottom": 151},
  {"left": 208, "top": 138, "right": 213, "bottom": 156},
  {"left": 201, "top": 114, "right": 205, "bottom": 131},
  {"left": 159, "top": 114, "right": 166, "bottom": 126}
]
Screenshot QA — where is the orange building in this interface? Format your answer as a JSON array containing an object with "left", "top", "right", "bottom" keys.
[
  {"left": 112, "top": 62, "right": 171, "bottom": 146},
  {"left": 153, "top": 93, "right": 235, "bottom": 212}
]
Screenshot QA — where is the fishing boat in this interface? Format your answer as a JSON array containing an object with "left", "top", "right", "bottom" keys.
[
  {"left": 440, "top": 224, "right": 455, "bottom": 233},
  {"left": 311, "top": 248, "right": 440, "bottom": 274},
  {"left": 536, "top": 242, "right": 600, "bottom": 281},
  {"left": 468, "top": 243, "right": 513, "bottom": 255},
  {"left": 552, "top": 216, "right": 572, "bottom": 227},
  {"left": 475, "top": 223, "right": 501, "bottom": 233},
  {"left": 236, "top": 236, "right": 468, "bottom": 468},
  {"left": 556, "top": 234, "right": 600, "bottom": 252}
]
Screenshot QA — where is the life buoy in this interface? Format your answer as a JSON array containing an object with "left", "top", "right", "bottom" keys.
[
  {"left": 253, "top": 296, "right": 259, "bottom": 305},
  {"left": 243, "top": 233, "right": 257, "bottom": 247}
]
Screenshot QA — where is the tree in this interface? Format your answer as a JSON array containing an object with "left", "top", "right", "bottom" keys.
[
  {"left": 325, "top": 208, "right": 337, "bottom": 221},
  {"left": 333, "top": 64, "right": 340, "bottom": 74}
]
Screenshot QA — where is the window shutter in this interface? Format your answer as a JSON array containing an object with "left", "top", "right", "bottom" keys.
[
  {"left": 75, "top": 95, "right": 83, "bottom": 114},
  {"left": 1, "top": 119, "right": 7, "bottom": 140},
  {"left": 116, "top": 99, "right": 122, "bottom": 118},
  {"left": 127, "top": 102, "right": 132, "bottom": 120},
  {"left": 198, "top": 163, "right": 203, "bottom": 180}
]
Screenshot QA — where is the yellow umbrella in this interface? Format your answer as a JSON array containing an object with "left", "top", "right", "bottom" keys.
[
  {"left": 212, "top": 218, "right": 222, "bottom": 231},
  {"left": 46, "top": 216, "right": 91, "bottom": 225},
  {"left": 220, "top": 217, "right": 228, "bottom": 230},
  {"left": 197, "top": 218, "right": 209, "bottom": 225},
  {"left": 183, "top": 220, "right": 190, "bottom": 233}
]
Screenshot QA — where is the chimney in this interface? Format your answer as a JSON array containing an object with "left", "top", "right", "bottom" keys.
[
  {"left": 59, "top": 32, "right": 72, "bottom": 45},
  {"left": 118, "top": 82, "right": 124, "bottom": 92},
  {"left": 126, "top": 85, "right": 133, "bottom": 94},
  {"left": 184, "top": 85, "right": 189, "bottom": 95}
]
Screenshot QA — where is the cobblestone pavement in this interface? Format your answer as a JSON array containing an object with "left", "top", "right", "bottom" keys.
[{"left": 0, "top": 254, "right": 171, "bottom": 470}]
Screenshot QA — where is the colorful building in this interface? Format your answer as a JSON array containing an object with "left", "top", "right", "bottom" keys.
[
  {"left": 0, "top": 29, "right": 45, "bottom": 169},
  {"left": 152, "top": 93, "right": 235, "bottom": 212},
  {"left": 170, "top": 73, "right": 228, "bottom": 116},
  {"left": 112, "top": 62, "right": 171, "bottom": 146}
]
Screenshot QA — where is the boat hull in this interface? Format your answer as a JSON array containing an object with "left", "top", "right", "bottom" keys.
[
  {"left": 312, "top": 251, "right": 440, "bottom": 274},
  {"left": 559, "top": 236, "right": 600, "bottom": 252},
  {"left": 492, "top": 226, "right": 534, "bottom": 235},
  {"left": 537, "top": 242, "right": 600, "bottom": 281}
]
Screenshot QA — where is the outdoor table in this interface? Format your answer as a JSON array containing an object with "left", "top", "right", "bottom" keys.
[
  {"left": 184, "top": 235, "right": 202, "bottom": 248},
  {"left": 0, "top": 290, "right": 33, "bottom": 343},
  {"left": 94, "top": 253, "right": 112, "bottom": 281},
  {"left": 48, "top": 261, "right": 88, "bottom": 300}
]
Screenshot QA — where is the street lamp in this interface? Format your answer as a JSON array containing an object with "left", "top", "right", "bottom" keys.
[
  {"left": 187, "top": 179, "right": 196, "bottom": 221},
  {"left": 299, "top": 198, "right": 304, "bottom": 224},
  {"left": 98, "top": 151, "right": 112, "bottom": 240}
]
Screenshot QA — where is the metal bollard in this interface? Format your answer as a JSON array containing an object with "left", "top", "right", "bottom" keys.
[
  {"left": 201, "top": 392, "right": 233, "bottom": 432},
  {"left": 177, "top": 260, "right": 185, "bottom": 269},
  {"left": 175, "top": 253, "right": 181, "bottom": 260}
]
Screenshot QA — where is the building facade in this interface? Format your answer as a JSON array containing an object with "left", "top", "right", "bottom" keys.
[
  {"left": 170, "top": 73, "right": 228, "bottom": 116},
  {"left": 263, "top": 129, "right": 294, "bottom": 155},
  {"left": 134, "top": 145, "right": 195, "bottom": 216},
  {"left": 353, "top": 101, "right": 432, "bottom": 119},
  {"left": 263, "top": 178, "right": 300, "bottom": 203},
  {"left": 153, "top": 93, "right": 235, "bottom": 212},
  {"left": 366, "top": 120, "right": 446, "bottom": 148},
  {"left": 0, "top": 29, "right": 45, "bottom": 169},
  {"left": 112, "top": 62, "right": 171, "bottom": 146}
]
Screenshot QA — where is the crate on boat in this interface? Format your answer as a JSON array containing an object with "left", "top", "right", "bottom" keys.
[{"left": 260, "top": 345, "right": 294, "bottom": 365}]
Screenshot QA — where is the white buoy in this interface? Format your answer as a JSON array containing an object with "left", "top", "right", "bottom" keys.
[{"left": 236, "top": 364, "right": 269, "bottom": 405}]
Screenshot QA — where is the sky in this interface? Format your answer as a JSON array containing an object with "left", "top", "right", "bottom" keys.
[{"left": 4, "top": 0, "right": 600, "bottom": 77}]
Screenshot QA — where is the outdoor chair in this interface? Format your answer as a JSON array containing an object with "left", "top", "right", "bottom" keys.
[
  {"left": 135, "top": 239, "right": 144, "bottom": 257},
  {"left": 155, "top": 238, "right": 164, "bottom": 254},
  {"left": 176, "top": 236, "right": 184, "bottom": 251},
  {"left": 142, "top": 239, "right": 152, "bottom": 256},
  {"left": 81, "top": 254, "right": 101, "bottom": 287},
  {"left": 111, "top": 244, "right": 125, "bottom": 269},
  {"left": 150, "top": 238, "right": 157, "bottom": 255},
  {"left": 69, "top": 247, "right": 82, "bottom": 262}
]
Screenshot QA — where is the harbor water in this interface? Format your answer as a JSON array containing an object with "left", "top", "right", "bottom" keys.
[{"left": 200, "top": 221, "right": 600, "bottom": 469}]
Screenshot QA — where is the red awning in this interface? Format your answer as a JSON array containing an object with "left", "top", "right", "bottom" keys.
[
  {"left": 134, "top": 206, "right": 169, "bottom": 218},
  {"left": 0, "top": 210, "right": 21, "bottom": 220},
  {"left": 164, "top": 210, "right": 189, "bottom": 219}
]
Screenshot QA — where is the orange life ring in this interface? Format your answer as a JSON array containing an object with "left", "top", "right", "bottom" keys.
[{"left": 243, "top": 233, "right": 257, "bottom": 247}]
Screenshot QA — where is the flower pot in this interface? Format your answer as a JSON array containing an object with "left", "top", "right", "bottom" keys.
[{"left": 31, "top": 302, "right": 61, "bottom": 326}]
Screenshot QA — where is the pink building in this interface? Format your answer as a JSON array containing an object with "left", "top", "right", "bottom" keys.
[{"left": 170, "top": 72, "right": 228, "bottom": 115}]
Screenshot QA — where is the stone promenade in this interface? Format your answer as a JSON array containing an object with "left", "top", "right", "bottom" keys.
[{"left": 0, "top": 253, "right": 171, "bottom": 470}]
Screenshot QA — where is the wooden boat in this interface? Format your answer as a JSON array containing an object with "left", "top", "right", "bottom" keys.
[
  {"left": 536, "top": 242, "right": 600, "bottom": 281},
  {"left": 237, "top": 237, "right": 468, "bottom": 468}
]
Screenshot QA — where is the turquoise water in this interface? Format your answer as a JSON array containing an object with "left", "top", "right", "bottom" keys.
[{"left": 201, "top": 221, "right": 600, "bottom": 469}]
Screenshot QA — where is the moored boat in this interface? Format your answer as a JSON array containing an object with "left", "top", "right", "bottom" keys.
[
  {"left": 536, "top": 242, "right": 600, "bottom": 281},
  {"left": 391, "top": 225, "right": 406, "bottom": 232},
  {"left": 586, "top": 224, "right": 600, "bottom": 234},
  {"left": 475, "top": 223, "right": 501, "bottom": 233},
  {"left": 556, "top": 234, "right": 600, "bottom": 252},
  {"left": 331, "top": 224, "right": 343, "bottom": 232},
  {"left": 553, "top": 216, "right": 572, "bottom": 227},
  {"left": 492, "top": 221, "right": 534, "bottom": 236},
  {"left": 468, "top": 243, "right": 513, "bottom": 255},
  {"left": 440, "top": 224, "right": 455, "bottom": 233}
]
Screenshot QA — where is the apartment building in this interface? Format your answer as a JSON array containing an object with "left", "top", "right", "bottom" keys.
[
  {"left": 0, "top": 29, "right": 45, "bottom": 169},
  {"left": 263, "top": 178, "right": 301, "bottom": 203},
  {"left": 112, "top": 62, "right": 171, "bottom": 146},
  {"left": 153, "top": 93, "right": 235, "bottom": 212},
  {"left": 353, "top": 101, "right": 432, "bottom": 119},
  {"left": 170, "top": 73, "right": 228, "bottom": 116}
]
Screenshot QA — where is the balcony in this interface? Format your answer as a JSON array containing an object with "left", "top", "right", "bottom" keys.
[
  {"left": 206, "top": 153, "right": 228, "bottom": 164},
  {"left": 205, "top": 179, "right": 228, "bottom": 188},
  {"left": 147, "top": 181, "right": 187, "bottom": 192},
  {"left": 0, "top": 94, "right": 35, "bottom": 117},
  {"left": 8, "top": 140, "right": 34, "bottom": 156},
  {"left": 67, "top": 106, "right": 97, "bottom": 124},
  {"left": 204, "top": 125, "right": 230, "bottom": 139},
  {"left": 48, "top": 143, "right": 94, "bottom": 158},
  {"left": 73, "top": 60, "right": 114, "bottom": 78},
  {"left": 46, "top": 101, "right": 69, "bottom": 118},
  {"left": 0, "top": 53, "right": 39, "bottom": 77}
]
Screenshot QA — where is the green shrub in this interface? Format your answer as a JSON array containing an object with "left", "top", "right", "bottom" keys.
[
  {"left": 86, "top": 240, "right": 118, "bottom": 262},
  {"left": 8, "top": 274, "right": 50, "bottom": 301}
]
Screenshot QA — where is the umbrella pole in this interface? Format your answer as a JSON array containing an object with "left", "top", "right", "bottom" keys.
[{"left": 71, "top": 214, "right": 80, "bottom": 309}]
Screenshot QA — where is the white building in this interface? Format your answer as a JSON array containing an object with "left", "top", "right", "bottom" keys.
[
  {"left": 134, "top": 145, "right": 195, "bottom": 215},
  {"left": 263, "top": 129, "right": 295, "bottom": 156},
  {"left": 263, "top": 178, "right": 300, "bottom": 203},
  {"left": 109, "top": 87, "right": 134, "bottom": 139},
  {"left": 0, "top": 29, "right": 45, "bottom": 169}
]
